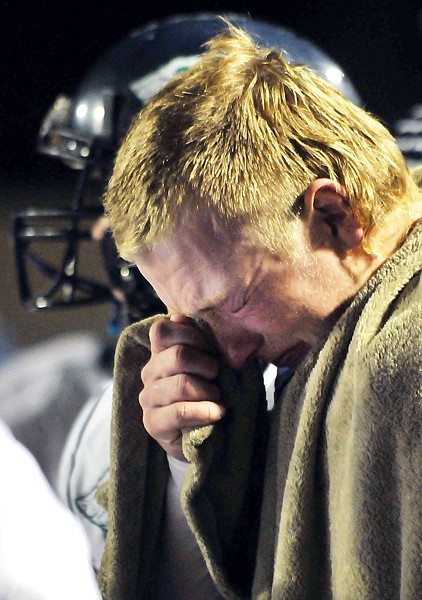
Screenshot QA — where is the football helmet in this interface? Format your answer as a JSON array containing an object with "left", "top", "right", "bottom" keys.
[{"left": 13, "top": 12, "right": 362, "bottom": 330}]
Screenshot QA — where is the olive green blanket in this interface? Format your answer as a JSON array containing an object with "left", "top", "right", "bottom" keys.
[
  {"left": 97, "top": 318, "right": 269, "bottom": 599},
  {"left": 98, "top": 219, "right": 421, "bottom": 599}
]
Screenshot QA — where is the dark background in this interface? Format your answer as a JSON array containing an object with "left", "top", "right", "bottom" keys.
[{"left": 0, "top": 0, "right": 421, "bottom": 348}]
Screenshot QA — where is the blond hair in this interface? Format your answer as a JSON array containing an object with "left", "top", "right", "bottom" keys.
[{"left": 104, "top": 22, "right": 420, "bottom": 261}]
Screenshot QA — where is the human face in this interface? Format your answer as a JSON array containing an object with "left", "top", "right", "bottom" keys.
[{"left": 135, "top": 211, "right": 357, "bottom": 371}]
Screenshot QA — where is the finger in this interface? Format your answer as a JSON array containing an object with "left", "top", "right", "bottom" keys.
[
  {"left": 143, "top": 399, "right": 225, "bottom": 461},
  {"left": 91, "top": 215, "right": 110, "bottom": 241},
  {"left": 141, "top": 344, "right": 219, "bottom": 383},
  {"left": 140, "top": 373, "right": 221, "bottom": 408},
  {"left": 149, "top": 317, "right": 212, "bottom": 354},
  {"left": 143, "top": 400, "right": 225, "bottom": 439}
]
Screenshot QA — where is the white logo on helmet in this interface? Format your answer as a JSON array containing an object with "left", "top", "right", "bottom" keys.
[{"left": 130, "top": 55, "right": 201, "bottom": 105}]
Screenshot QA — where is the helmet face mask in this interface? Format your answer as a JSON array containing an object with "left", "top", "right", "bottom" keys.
[
  {"left": 14, "top": 169, "right": 111, "bottom": 312},
  {"left": 13, "top": 12, "right": 362, "bottom": 330},
  {"left": 14, "top": 153, "right": 167, "bottom": 325}
]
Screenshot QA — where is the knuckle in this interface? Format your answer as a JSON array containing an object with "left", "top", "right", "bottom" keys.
[
  {"left": 175, "top": 373, "right": 190, "bottom": 398},
  {"left": 140, "top": 363, "right": 150, "bottom": 384},
  {"left": 174, "top": 343, "right": 190, "bottom": 370},
  {"left": 205, "top": 404, "right": 213, "bottom": 421},
  {"left": 175, "top": 402, "right": 191, "bottom": 427},
  {"left": 138, "top": 388, "right": 148, "bottom": 409}
]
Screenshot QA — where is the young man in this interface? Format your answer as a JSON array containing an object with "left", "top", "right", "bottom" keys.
[{"left": 100, "top": 24, "right": 422, "bottom": 600}]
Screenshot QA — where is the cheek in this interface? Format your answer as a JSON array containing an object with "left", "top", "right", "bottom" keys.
[
  {"left": 233, "top": 298, "right": 287, "bottom": 333},
  {"left": 239, "top": 289, "right": 314, "bottom": 336}
]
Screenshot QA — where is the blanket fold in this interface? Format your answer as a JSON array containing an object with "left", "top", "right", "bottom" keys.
[
  {"left": 252, "top": 220, "right": 422, "bottom": 599},
  {"left": 98, "top": 315, "right": 268, "bottom": 600}
]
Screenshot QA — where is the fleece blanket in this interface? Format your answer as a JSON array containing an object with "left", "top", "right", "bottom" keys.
[
  {"left": 98, "top": 221, "right": 422, "bottom": 599},
  {"left": 97, "top": 317, "right": 268, "bottom": 599},
  {"left": 253, "top": 218, "right": 422, "bottom": 599}
]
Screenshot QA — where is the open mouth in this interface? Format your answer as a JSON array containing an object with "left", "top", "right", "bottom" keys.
[{"left": 272, "top": 341, "right": 311, "bottom": 369}]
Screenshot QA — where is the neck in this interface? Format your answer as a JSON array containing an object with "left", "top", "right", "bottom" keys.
[{"left": 367, "top": 198, "right": 422, "bottom": 258}]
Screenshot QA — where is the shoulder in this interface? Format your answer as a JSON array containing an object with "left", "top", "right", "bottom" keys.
[
  {"left": 364, "top": 271, "right": 421, "bottom": 424},
  {"left": 367, "top": 269, "right": 421, "bottom": 372}
]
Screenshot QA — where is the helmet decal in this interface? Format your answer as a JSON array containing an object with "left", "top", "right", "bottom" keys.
[{"left": 130, "top": 55, "right": 201, "bottom": 105}]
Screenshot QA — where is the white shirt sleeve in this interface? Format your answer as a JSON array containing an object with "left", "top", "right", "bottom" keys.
[{"left": 156, "top": 455, "right": 225, "bottom": 600}]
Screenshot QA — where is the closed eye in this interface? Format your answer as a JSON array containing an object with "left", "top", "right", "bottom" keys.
[
  {"left": 230, "top": 301, "right": 247, "bottom": 314},
  {"left": 229, "top": 291, "right": 253, "bottom": 315}
]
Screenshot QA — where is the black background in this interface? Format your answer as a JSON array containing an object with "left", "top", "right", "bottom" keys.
[{"left": 1, "top": 0, "right": 422, "bottom": 175}]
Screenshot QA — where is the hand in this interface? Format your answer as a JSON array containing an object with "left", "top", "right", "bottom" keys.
[{"left": 139, "top": 314, "right": 225, "bottom": 460}]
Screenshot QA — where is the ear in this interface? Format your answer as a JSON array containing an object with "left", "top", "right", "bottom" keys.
[{"left": 303, "top": 178, "right": 364, "bottom": 250}]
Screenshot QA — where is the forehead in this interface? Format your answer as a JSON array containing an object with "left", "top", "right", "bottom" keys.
[{"left": 134, "top": 212, "right": 266, "bottom": 313}]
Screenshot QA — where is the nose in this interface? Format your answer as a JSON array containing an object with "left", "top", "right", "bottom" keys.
[{"left": 215, "top": 329, "right": 264, "bottom": 371}]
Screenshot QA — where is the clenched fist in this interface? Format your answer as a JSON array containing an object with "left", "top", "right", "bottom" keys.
[{"left": 139, "top": 314, "right": 225, "bottom": 460}]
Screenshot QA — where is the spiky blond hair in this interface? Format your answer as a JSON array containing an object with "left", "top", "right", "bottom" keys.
[{"left": 104, "top": 22, "right": 420, "bottom": 261}]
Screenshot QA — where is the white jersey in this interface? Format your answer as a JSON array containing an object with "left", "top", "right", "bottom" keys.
[
  {"left": 57, "top": 380, "right": 113, "bottom": 573},
  {"left": 0, "top": 419, "right": 101, "bottom": 600},
  {"left": 0, "top": 332, "right": 111, "bottom": 486}
]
